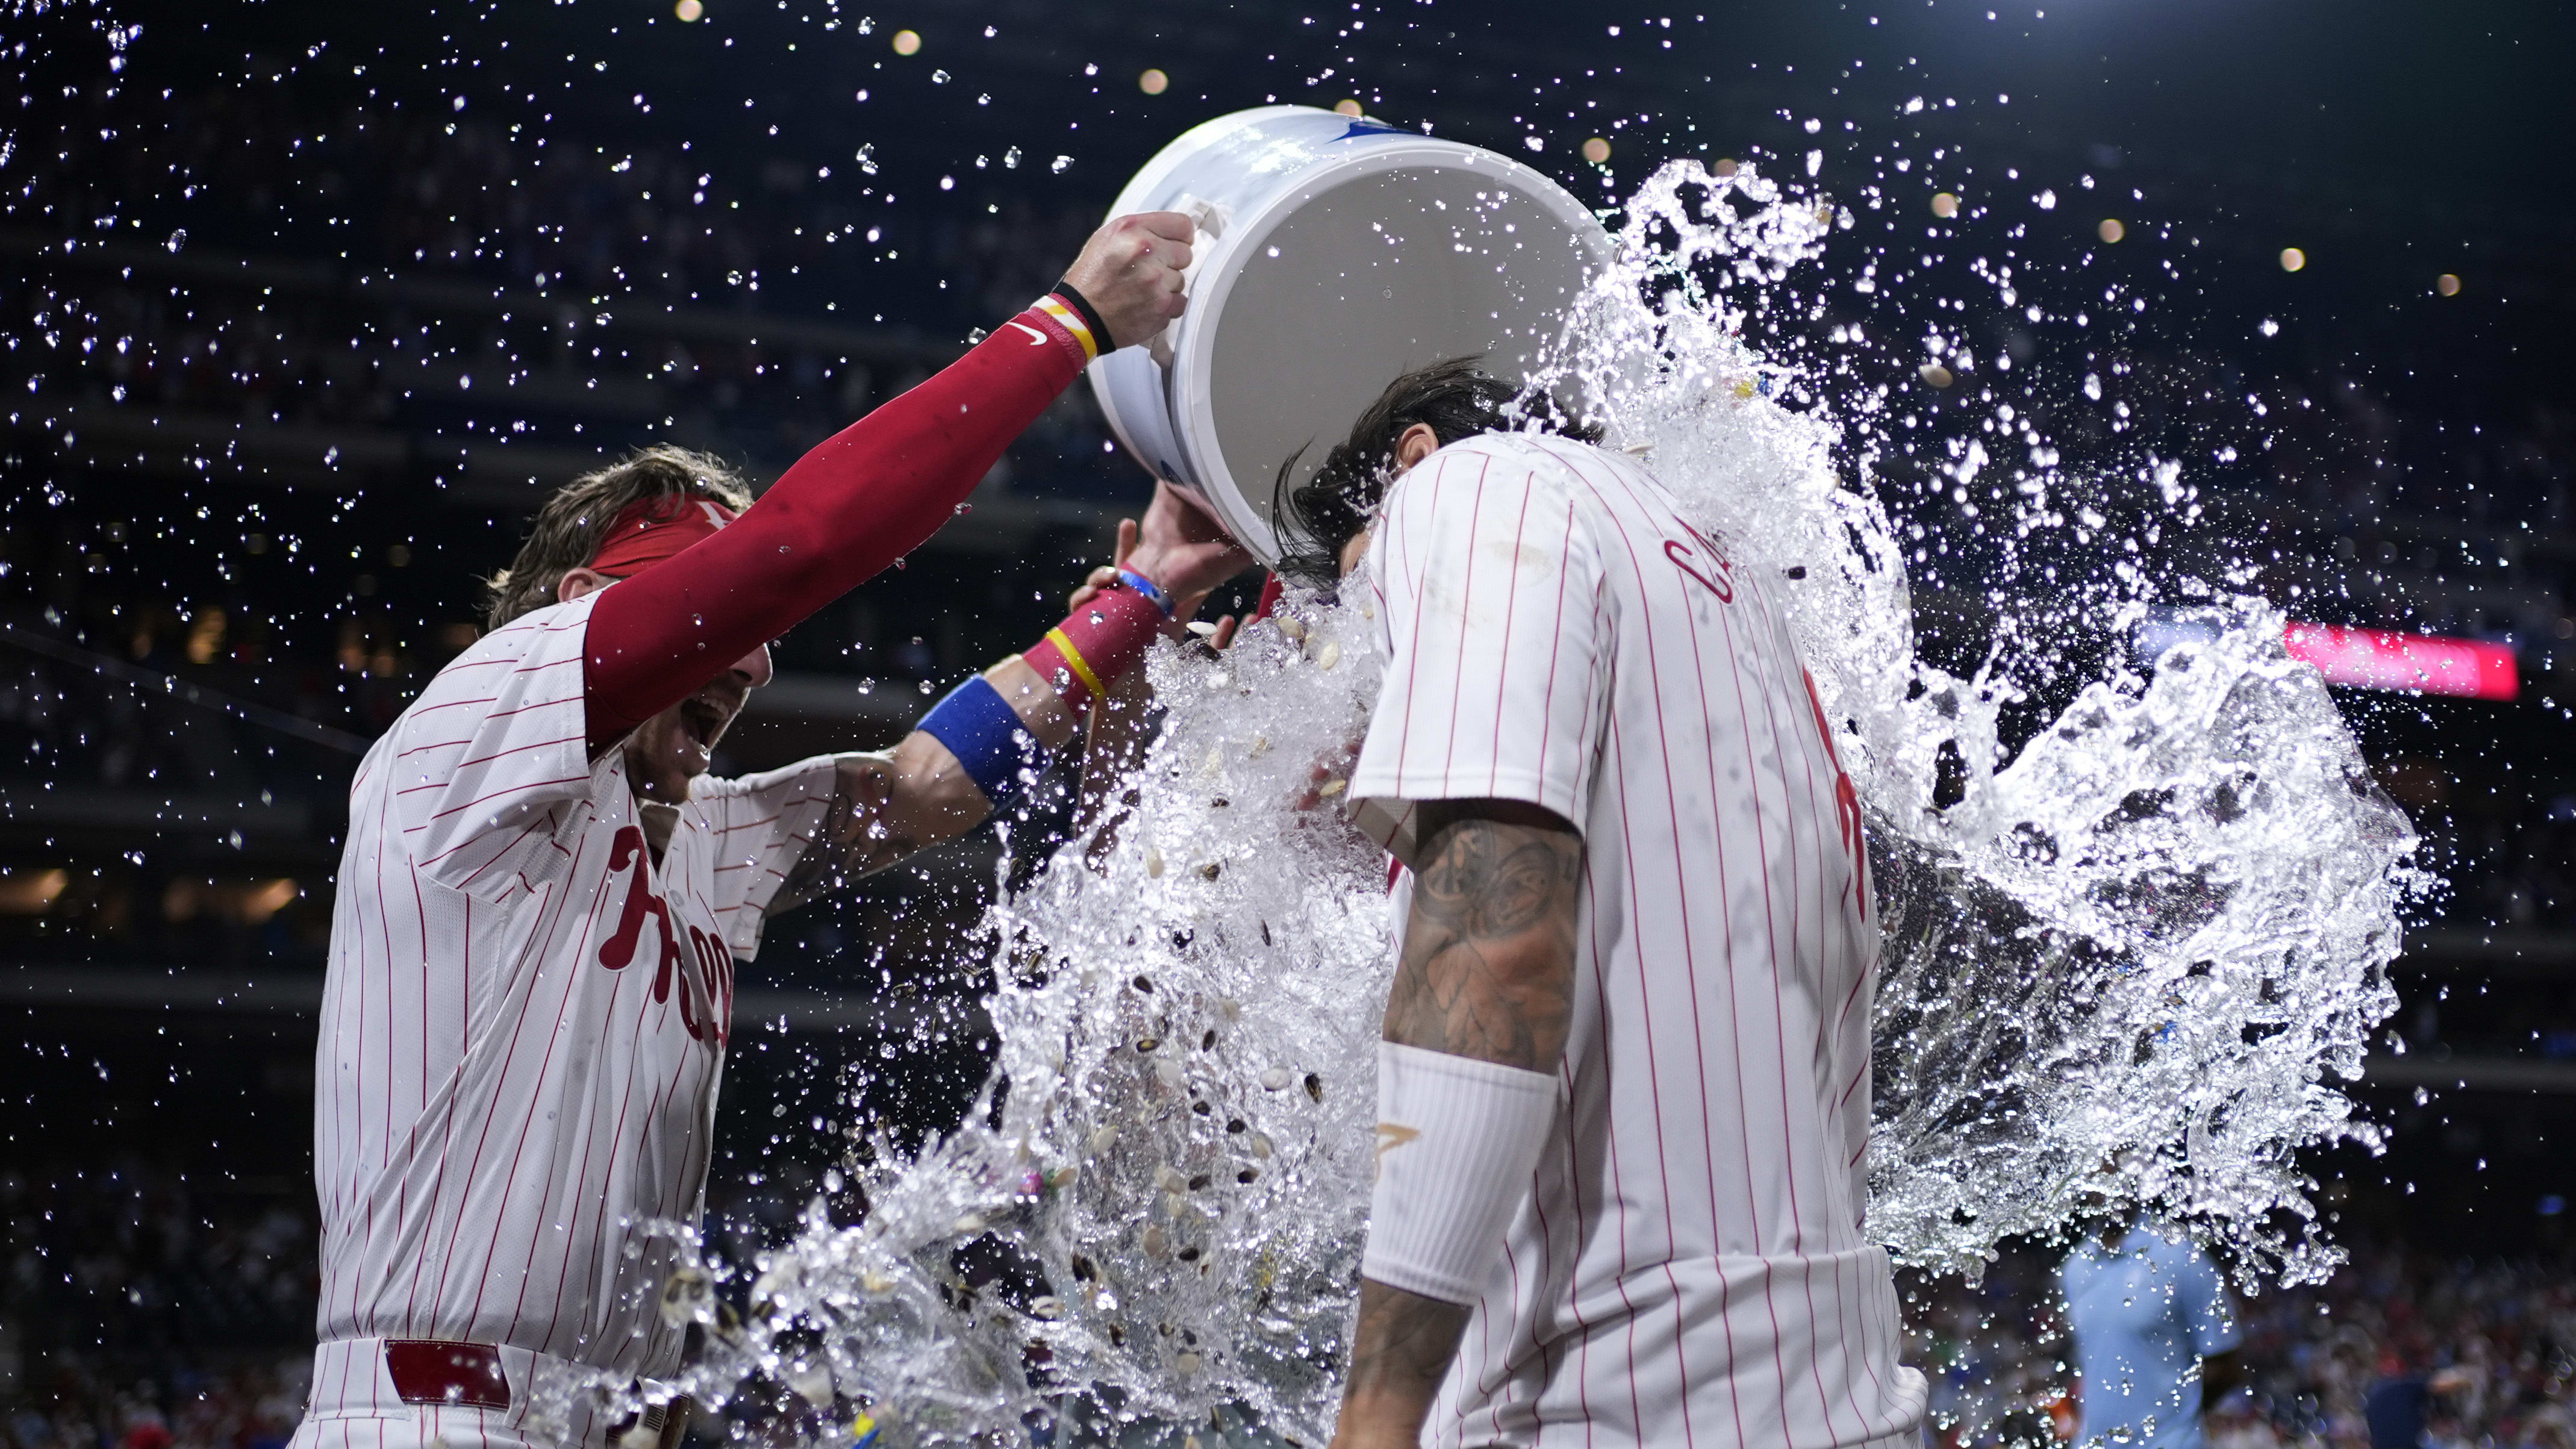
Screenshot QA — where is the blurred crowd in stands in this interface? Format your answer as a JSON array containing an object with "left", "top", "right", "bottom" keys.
[
  {"left": 0, "top": 1167, "right": 311, "bottom": 1449},
  {"left": 10, "top": 1161, "right": 2576, "bottom": 1449},
  {"left": 9, "top": 66, "right": 2576, "bottom": 529},
  {"left": 4, "top": 599, "right": 2569, "bottom": 955},
  {"left": 1909, "top": 1235, "right": 2576, "bottom": 1449},
  {"left": 3, "top": 73, "right": 1130, "bottom": 490},
  {"left": 2444, "top": 803, "right": 2576, "bottom": 934},
  {"left": 16, "top": 72, "right": 1093, "bottom": 332}
]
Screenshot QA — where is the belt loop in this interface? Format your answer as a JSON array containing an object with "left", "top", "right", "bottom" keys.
[{"left": 494, "top": 1344, "right": 538, "bottom": 1426}]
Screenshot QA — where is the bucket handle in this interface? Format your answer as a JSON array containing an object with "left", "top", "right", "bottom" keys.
[{"left": 1147, "top": 194, "right": 1233, "bottom": 370}]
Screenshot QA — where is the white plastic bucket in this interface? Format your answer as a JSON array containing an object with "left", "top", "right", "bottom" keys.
[{"left": 1088, "top": 105, "right": 1612, "bottom": 566}]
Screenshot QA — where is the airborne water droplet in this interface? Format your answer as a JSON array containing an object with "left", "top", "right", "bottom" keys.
[{"left": 652, "top": 136, "right": 2411, "bottom": 1449}]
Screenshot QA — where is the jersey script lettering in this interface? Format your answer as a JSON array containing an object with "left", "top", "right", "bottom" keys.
[
  {"left": 1662, "top": 522, "right": 1735, "bottom": 602},
  {"left": 1801, "top": 668, "right": 1869, "bottom": 921},
  {"left": 599, "top": 823, "right": 731, "bottom": 1043}
]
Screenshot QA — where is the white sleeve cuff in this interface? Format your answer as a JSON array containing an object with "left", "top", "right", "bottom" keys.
[{"left": 1361, "top": 1041, "right": 1560, "bottom": 1305}]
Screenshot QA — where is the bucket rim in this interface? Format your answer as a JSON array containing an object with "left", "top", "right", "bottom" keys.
[
  {"left": 1087, "top": 104, "right": 1612, "bottom": 568},
  {"left": 1167, "top": 141, "right": 1611, "bottom": 566}
]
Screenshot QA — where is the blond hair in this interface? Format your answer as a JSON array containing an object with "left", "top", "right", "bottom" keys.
[{"left": 482, "top": 445, "right": 755, "bottom": 628}]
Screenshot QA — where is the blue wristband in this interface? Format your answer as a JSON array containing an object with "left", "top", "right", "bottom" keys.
[
  {"left": 916, "top": 675, "right": 1050, "bottom": 808},
  {"left": 1114, "top": 568, "right": 1175, "bottom": 617}
]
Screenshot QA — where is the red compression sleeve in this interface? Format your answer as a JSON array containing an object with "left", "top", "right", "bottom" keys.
[
  {"left": 583, "top": 303, "right": 1092, "bottom": 746},
  {"left": 1021, "top": 583, "right": 1170, "bottom": 714}
]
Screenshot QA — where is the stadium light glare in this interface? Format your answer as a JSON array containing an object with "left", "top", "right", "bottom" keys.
[
  {"left": 1582, "top": 137, "right": 1612, "bottom": 164},
  {"left": 1139, "top": 68, "right": 1169, "bottom": 95},
  {"left": 891, "top": 29, "right": 921, "bottom": 55},
  {"left": 1930, "top": 192, "right": 1959, "bottom": 218},
  {"left": 2280, "top": 246, "right": 2307, "bottom": 272},
  {"left": 673, "top": 0, "right": 702, "bottom": 19},
  {"left": 243, "top": 879, "right": 301, "bottom": 923},
  {"left": 2138, "top": 613, "right": 2519, "bottom": 700},
  {"left": 0, "top": 866, "right": 69, "bottom": 914},
  {"left": 2437, "top": 273, "right": 2463, "bottom": 296},
  {"left": 2284, "top": 622, "right": 2518, "bottom": 700},
  {"left": 2097, "top": 217, "right": 2124, "bottom": 243}
]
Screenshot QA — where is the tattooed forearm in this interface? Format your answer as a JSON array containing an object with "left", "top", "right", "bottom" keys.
[
  {"left": 1337, "top": 1279, "right": 1473, "bottom": 1442},
  {"left": 1335, "top": 802, "right": 1576, "bottom": 1449},
  {"left": 1381, "top": 800, "right": 1582, "bottom": 1072}
]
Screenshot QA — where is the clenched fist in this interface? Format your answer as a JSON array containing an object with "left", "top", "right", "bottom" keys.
[{"left": 1060, "top": 211, "right": 1195, "bottom": 352}]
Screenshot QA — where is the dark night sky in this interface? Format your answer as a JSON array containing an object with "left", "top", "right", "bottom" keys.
[
  {"left": 32, "top": 0, "right": 2576, "bottom": 422},
  {"left": 152, "top": 0, "right": 2576, "bottom": 214}
]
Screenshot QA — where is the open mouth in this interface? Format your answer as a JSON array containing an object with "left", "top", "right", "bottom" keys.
[{"left": 678, "top": 697, "right": 732, "bottom": 753}]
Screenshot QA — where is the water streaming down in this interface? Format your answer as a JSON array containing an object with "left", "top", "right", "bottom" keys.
[
  {"left": 560, "top": 161, "right": 2418, "bottom": 1449},
  {"left": 1524, "top": 160, "right": 2422, "bottom": 1286}
]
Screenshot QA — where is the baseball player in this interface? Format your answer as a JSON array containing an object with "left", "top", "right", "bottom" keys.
[
  {"left": 1276, "top": 361, "right": 1929, "bottom": 1449},
  {"left": 291, "top": 211, "right": 1253, "bottom": 1449},
  {"left": 2060, "top": 1209, "right": 2243, "bottom": 1449}
]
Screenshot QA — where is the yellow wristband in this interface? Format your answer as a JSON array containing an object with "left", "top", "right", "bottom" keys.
[
  {"left": 1034, "top": 296, "right": 1099, "bottom": 361},
  {"left": 1044, "top": 627, "right": 1108, "bottom": 701}
]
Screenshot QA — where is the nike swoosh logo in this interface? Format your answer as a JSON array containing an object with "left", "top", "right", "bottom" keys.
[
  {"left": 1372, "top": 1121, "right": 1421, "bottom": 1182},
  {"left": 1007, "top": 321, "right": 1049, "bottom": 346}
]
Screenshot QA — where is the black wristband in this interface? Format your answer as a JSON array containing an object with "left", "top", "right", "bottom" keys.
[{"left": 1050, "top": 278, "right": 1117, "bottom": 355}]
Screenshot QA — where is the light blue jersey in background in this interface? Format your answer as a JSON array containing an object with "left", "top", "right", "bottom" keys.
[{"left": 2060, "top": 1226, "right": 2241, "bottom": 1449}]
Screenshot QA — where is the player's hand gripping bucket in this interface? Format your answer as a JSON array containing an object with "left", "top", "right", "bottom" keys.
[{"left": 1088, "top": 105, "right": 1612, "bottom": 566}]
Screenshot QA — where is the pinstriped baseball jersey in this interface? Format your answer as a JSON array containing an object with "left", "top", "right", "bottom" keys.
[
  {"left": 1349, "top": 434, "right": 1927, "bottom": 1449},
  {"left": 309, "top": 589, "right": 836, "bottom": 1382}
]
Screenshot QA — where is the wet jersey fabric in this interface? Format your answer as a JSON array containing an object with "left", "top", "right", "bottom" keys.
[
  {"left": 2061, "top": 1227, "right": 2241, "bottom": 1449},
  {"left": 1349, "top": 433, "right": 1926, "bottom": 1449},
  {"left": 306, "top": 589, "right": 835, "bottom": 1382}
]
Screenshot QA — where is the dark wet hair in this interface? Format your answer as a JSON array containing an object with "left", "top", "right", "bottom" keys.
[{"left": 1269, "top": 357, "right": 1599, "bottom": 584}]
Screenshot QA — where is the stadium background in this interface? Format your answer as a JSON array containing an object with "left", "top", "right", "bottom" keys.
[{"left": 4, "top": 1, "right": 2575, "bottom": 1447}]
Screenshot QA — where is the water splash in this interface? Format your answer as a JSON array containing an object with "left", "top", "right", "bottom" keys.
[
  {"left": 553, "top": 602, "right": 1397, "bottom": 1446},
  {"left": 1526, "top": 160, "right": 2419, "bottom": 1286},
  {"left": 563, "top": 159, "right": 2415, "bottom": 1448}
]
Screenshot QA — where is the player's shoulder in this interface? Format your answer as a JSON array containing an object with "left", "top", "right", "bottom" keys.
[
  {"left": 1394, "top": 430, "right": 1608, "bottom": 515},
  {"left": 430, "top": 595, "right": 594, "bottom": 678},
  {"left": 1428, "top": 428, "right": 1600, "bottom": 473},
  {"left": 2143, "top": 1223, "right": 2217, "bottom": 1274},
  {"left": 393, "top": 595, "right": 598, "bottom": 734},
  {"left": 2060, "top": 1234, "right": 2114, "bottom": 1273}
]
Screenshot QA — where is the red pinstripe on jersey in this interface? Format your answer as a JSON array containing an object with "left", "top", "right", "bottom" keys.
[
  {"left": 1349, "top": 435, "right": 1927, "bottom": 1449},
  {"left": 305, "top": 590, "right": 841, "bottom": 1392}
]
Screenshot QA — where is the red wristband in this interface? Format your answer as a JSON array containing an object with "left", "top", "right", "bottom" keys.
[{"left": 1023, "top": 583, "right": 1168, "bottom": 713}]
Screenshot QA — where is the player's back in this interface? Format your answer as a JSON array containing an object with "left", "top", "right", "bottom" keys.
[{"left": 1351, "top": 432, "right": 1923, "bottom": 1449}]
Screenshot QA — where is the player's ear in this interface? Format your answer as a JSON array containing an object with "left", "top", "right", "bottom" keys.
[
  {"left": 557, "top": 567, "right": 614, "bottom": 603},
  {"left": 1393, "top": 422, "right": 1442, "bottom": 472}
]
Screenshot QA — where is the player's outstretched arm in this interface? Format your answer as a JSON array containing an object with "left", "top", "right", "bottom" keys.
[
  {"left": 764, "top": 481, "right": 1250, "bottom": 902},
  {"left": 1069, "top": 482, "right": 1251, "bottom": 835},
  {"left": 1335, "top": 800, "right": 1581, "bottom": 1449},
  {"left": 582, "top": 211, "right": 1196, "bottom": 750}
]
